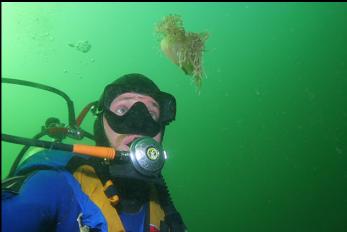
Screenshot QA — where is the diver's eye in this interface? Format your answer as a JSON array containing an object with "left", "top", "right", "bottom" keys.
[{"left": 115, "top": 106, "right": 128, "bottom": 116}]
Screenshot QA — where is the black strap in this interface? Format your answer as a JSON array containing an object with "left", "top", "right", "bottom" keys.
[{"left": 104, "top": 184, "right": 118, "bottom": 198}]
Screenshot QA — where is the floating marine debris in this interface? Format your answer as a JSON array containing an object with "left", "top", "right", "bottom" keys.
[
  {"left": 156, "top": 14, "right": 209, "bottom": 90},
  {"left": 68, "top": 40, "right": 92, "bottom": 53}
]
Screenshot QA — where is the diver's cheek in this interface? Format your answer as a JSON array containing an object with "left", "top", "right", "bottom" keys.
[
  {"left": 109, "top": 134, "right": 127, "bottom": 151},
  {"left": 115, "top": 135, "right": 130, "bottom": 151}
]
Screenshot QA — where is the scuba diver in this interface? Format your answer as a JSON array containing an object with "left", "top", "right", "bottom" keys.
[{"left": 1, "top": 73, "right": 187, "bottom": 232}]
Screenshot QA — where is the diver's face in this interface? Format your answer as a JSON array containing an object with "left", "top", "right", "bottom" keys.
[{"left": 103, "top": 92, "right": 162, "bottom": 151}]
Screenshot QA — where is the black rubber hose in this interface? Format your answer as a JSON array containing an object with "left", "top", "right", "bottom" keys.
[
  {"left": 157, "top": 174, "right": 177, "bottom": 213},
  {"left": 157, "top": 174, "right": 187, "bottom": 231},
  {"left": 2, "top": 78, "right": 77, "bottom": 127},
  {"left": 79, "top": 129, "right": 95, "bottom": 141},
  {"left": 7, "top": 131, "right": 47, "bottom": 178},
  {"left": 2, "top": 134, "right": 73, "bottom": 152}
]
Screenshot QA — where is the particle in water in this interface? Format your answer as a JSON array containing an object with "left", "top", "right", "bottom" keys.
[{"left": 68, "top": 40, "right": 92, "bottom": 53}]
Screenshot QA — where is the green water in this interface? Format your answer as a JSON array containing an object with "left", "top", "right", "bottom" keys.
[{"left": 2, "top": 2, "right": 347, "bottom": 232}]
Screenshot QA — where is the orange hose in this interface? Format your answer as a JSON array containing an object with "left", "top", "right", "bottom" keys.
[
  {"left": 76, "top": 102, "right": 95, "bottom": 127},
  {"left": 73, "top": 144, "right": 116, "bottom": 160}
]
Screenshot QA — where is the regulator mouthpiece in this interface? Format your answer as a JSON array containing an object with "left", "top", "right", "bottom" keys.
[{"left": 129, "top": 136, "right": 166, "bottom": 177}]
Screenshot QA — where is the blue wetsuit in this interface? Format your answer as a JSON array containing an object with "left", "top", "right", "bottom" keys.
[
  {"left": 2, "top": 150, "right": 147, "bottom": 232},
  {"left": 2, "top": 150, "right": 107, "bottom": 231}
]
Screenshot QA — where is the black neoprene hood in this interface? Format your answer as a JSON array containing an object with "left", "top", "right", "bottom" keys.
[{"left": 97, "top": 73, "right": 176, "bottom": 125}]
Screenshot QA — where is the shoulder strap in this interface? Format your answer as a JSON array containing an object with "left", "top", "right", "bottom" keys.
[
  {"left": 73, "top": 164, "right": 125, "bottom": 232},
  {"left": 68, "top": 157, "right": 166, "bottom": 232}
]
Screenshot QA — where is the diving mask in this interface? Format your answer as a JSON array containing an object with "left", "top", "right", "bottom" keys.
[{"left": 103, "top": 101, "right": 161, "bottom": 137}]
